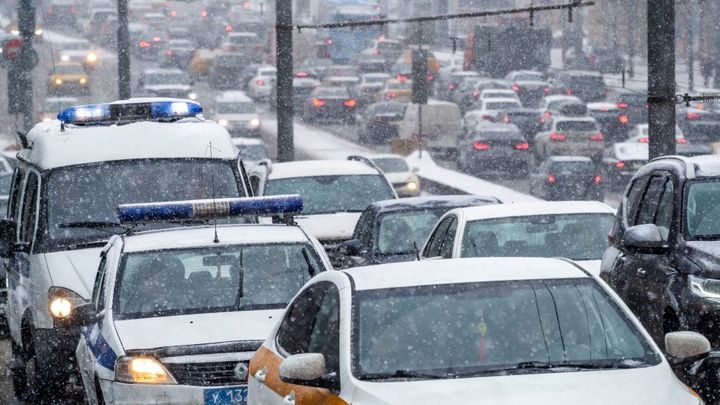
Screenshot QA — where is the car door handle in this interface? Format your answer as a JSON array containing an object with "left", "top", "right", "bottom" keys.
[
  {"left": 254, "top": 368, "right": 266, "bottom": 384},
  {"left": 636, "top": 268, "right": 647, "bottom": 277},
  {"left": 283, "top": 391, "right": 296, "bottom": 405}
]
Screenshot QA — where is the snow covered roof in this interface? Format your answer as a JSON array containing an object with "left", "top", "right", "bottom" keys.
[
  {"left": 268, "top": 160, "right": 379, "bottom": 179},
  {"left": 215, "top": 91, "right": 253, "bottom": 103},
  {"left": 549, "top": 156, "right": 594, "bottom": 162},
  {"left": 121, "top": 224, "right": 311, "bottom": 253},
  {"left": 343, "top": 257, "right": 588, "bottom": 291},
  {"left": 454, "top": 201, "right": 615, "bottom": 222},
  {"left": 143, "top": 68, "right": 186, "bottom": 75},
  {"left": 22, "top": 119, "right": 237, "bottom": 169}
]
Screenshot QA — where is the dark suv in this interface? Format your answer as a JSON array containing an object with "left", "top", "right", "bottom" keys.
[
  {"left": 600, "top": 155, "right": 720, "bottom": 348},
  {"left": 552, "top": 70, "right": 608, "bottom": 102}
]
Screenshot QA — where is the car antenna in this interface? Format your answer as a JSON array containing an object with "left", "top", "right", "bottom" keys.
[
  {"left": 413, "top": 241, "right": 420, "bottom": 261},
  {"left": 207, "top": 142, "right": 220, "bottom": 244}
]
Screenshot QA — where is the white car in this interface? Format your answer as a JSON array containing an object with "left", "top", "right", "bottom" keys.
[
  {"left": 466, "top": 97, "right": 523, "bottom": 123},
  {"left": 478, "top": 88, "right": 520, "bottom": 103},
  {"left": 420, "top": 201, "right": 616, "bottom": 276},
  {"left": 255, "top": 159, "right": 397, "bottom": 252},
  {"left": 56, "top": 39, "right": 99, "bottom": 70},
  {"left": 213, "top": 91, "right": 262, "bottom": 137},
  {"left": 137, "top": 68, "right": 197, "bottom": 100},
  {"left": 248, "top": 257, "right": 707, "bottom": 405},
  {"left": 359, "top": 153, "right": 420, "bottom": 198},
  {"left": 74, "top": 196, "right": 332, "bottom": 405},
  {"left": 247, "top": 66, "right": 277, "bottom": 100}
]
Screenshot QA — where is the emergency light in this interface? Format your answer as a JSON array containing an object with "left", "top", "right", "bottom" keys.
[
  {"left": 116, "top": 195, "right": 303, "bottom": 223},
  {"left": 57, "top": 100, "right": 203, "bottom": 124}
]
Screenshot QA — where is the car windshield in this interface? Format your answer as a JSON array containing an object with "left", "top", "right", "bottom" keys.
[
  {"left": 145, "top": 72, "right": 190, "bottom": 85},
  {"left": 354, "top": 279, "right": 660, "bottom": 380},
  {"left": 217, "top": 101, "right": 255, "bottom": 114},
  {"left": 376, "top": 209, "right": 446, "bottom": 255},
  {"left": 46, "top": 159, "right": 241, "bottom": 247},
  {"left": 373, "top": 157, "right": 409, "bottom": 173},
  {"left": 265, "top": 175, "right": 395, "bottom": 215},
  {"left": 238, "top": 145, "right": 267, "bottom": 161},
  {"left": 44, "top": 100, "right": 74, "bottom": 114},
  {"left": 55, "top": 65, "right": 84, "bottom": 75},
  {"left": 686, "top": 181, "right": 720, "bottom": 239},
  {"left": 460, "top": 213, "right": 614, "bottom": 260},
  {"left": 114, "top": 243, "right": 323, "bottom": 320},
  {"left": 364, "top": 75, "right": 388, "bottom": 84},
  {"left": 557, "top": 121, "right": 598, "bottom": 132}
]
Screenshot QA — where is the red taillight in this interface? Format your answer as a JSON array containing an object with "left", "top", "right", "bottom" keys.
[
  {"left": 549, "top": 132, "right": 566, "bottom": 142},
  {"left": 473, "top": 141, "right": 491, "bottom": 151},
  {"left": 594, "top": 174, "right": 603, "bottom": 185},
  {"left": 201, "top": 9, "right": 208, "bottom": 17},
  {"left": 616, "top": 102, "right": 629, "bottom": 109},
  {"left": 397, "top": 74, "right": 408, "bottom": 81},
  {"left": 544, "top": 87, "right": 551, "bottom": 94},
  {"left": 295, "top": 71, "right": 309, "bottom": 78},
  {"left": 70, "top": 5, "right": 77, "bottom": 14},
  {"left": 589, "top": 133, "right": 604, "bottom": 141},
  {"left": 48, "top": 5, "right": 54, "bottom": 14},
  {"left": 615, "top": 161, "right": 626, "bottom": 169},
  {"left": 502, "top": 115, "right": 511, "bottom": 124},
  {"left": 619, "top": 114, "right": 629, "bottom": 124},
  {"left": 639, "top": 137, "right": 649, "bottom": 143},
  {"left": 515, "top": 142, "right": 529, "bottom": 150},
  {"left": 312, "top": 98, "right": 326, "bottom": 107},
  {"left": 152, "top": 36, "right": 162, "bottom": 42},
  {"left": 372, "top": 48, "right": 379, "bottom": 55},
  {"left": 170, "top": 10, "right": 177, "bottom": 17},
  {"left": 386, "top": 91, "right": 397, "bottom": 99},
  {"left": 511, "top": 83, "right": 520, "bottom": 92},
  {"left": 243, "top": 1, "right": 251, "bottom": 8},
  {"left": 448, "top": 83, "right": 456, "bottom": 90},
  {"left": 325, "top": 38, "right": 333, "bottom": 45},
  {"left": 166, "top": 49, "right": 173, "bottom": 56},
  {"left": 676, "top": 137, "right": 687, "bottom": 144},
  {"left": 472, "top": 91, "right": 480, "bottom": 99},
  {"left": 256, "top": 79, "right": 265, "bottom": 86},
  {"left": 344, "top": 99, "right": 357, "bottom": 108},
  {"left": 225, "top": 25, "right": 233, "bottom": 32},
  {"left": 687, "top": 111, "right": 702, "bottom": 120},
  {"left": 427, "top": 74, "right": 434, "bottom": 81},
  {"left": 481, "top": 114, "right": 494, "bottom": 121},
  {"left": 547, "top": 174, "right": 557, "bottom": 184},
  {"left": 565, "top": 88, "right": 573, "bottom": 96},
  {"left": 139, "top": 40, "right": 150, "bottom": 48}
]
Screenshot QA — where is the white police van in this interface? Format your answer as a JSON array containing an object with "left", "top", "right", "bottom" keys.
[
  {"left": 73, "top": 195, "right": 331, "bottom": 405},
  {"left": 0, "top": 99, "right": 255, "bottom": 400}
]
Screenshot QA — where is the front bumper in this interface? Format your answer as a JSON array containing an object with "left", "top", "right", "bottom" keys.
[{"left": 108, "top": 381, "right": 247, "bottom": 405}]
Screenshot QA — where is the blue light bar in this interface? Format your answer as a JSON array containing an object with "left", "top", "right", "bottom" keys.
[
  {"left": 116, "top": 195, "right": 303, "bottom": 223},
  {"left": 57, "top": 100, "right": 203, "bottom": 124}
]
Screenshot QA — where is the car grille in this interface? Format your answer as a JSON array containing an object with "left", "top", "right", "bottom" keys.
[{"left": 165, "top": 361, "right": 249, "bottom": 386}]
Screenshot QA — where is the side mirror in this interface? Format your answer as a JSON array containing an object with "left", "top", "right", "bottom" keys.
[
  {"left": 71, "top": 304, "right": 99, "bottom": 327},
  {"left": 279, "top": 353, "right": 338, "bottom": 391},
  {"left": 0, "top": 218, "right": 16, "bottom": 259},
  {"left": 338, "top": 239, "right": 362, "bottom": 256},
  {"left": 665, "top": 331, "right": 711, "bottom": 361},
  {"left": 621, "top": 224, "right": 669, "bottom": 254}
]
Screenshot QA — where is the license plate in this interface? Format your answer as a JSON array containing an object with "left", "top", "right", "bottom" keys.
[{"left": 204, "top": 386, "right": 247, "bottom": 405}]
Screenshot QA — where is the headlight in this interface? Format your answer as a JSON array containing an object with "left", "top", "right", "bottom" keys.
[
  {"left": 406, "top": 181, "right": 418, "bottom": 191},
  {"left": 60, "top": 54, "right": 70, "bottom": 62},
  {"left": 79, "top": 77, "right": 87, "bottom": 84},
  {"left": 116, "top": 357, "right": 177, "bottom": 384},
  {"left": 249, "top": 118, "right": 260, "bottom": 128},
  {"left": 187, "top": 92, "right": 197, "bottom": 100},
  {"left": 42, "top": 117, "right": 52, "bottom": 123},
  {"left": 35, "top": 28, "right": 44, "bottom": 35},
  {"left": 48, "top": 287, "right": 85, "bottom": 319},
  {"left": 218, "top": 118, "right": 229, "bottom": 127},
  {"left": 86, "top": 52, "right": 98, "bottom": 63},
  {"left": 54, "top": 78, "right": 63, "bottom": 85},
  {"left": 10, "top": 29, "right": 19, "bottom": 36},
  {"left": 689, "top": 275, "right": 720, "bottom": 303}
]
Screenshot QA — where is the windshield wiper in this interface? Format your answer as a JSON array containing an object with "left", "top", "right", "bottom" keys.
[
  {"left": 361, "top": 369, "right": 447, "bottom": 380},
  {"left": 693, "top": 234, "right": 720, "bottom": 241},
  {"left": 453, "top": 360, "right": 639, "bottom": 376},
  {"left": 58, "top": 221, "right": 126, "bottom": 229}
]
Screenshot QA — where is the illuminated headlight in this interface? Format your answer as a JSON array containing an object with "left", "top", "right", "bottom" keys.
[
  {"left": 10, "top": 29, "right": 19, "bottom": 36},
  {"left": 60, "top": 54, "right": 70, "bottom": 62},
  {"left": 116, "top": 357, "right": 177, "bottom": 384},
  {"left": 42, "top": 117, "right": 52, "bottom": 123},
  {"left": 35, "top": 28, "right": 44, "bottom": 36},
  {"left": 86, "top": 52, "right": 98, "bottom": 63},
  {"left": 54, "top": 78, "right": 63, "bottom": 85},
  {"left": 187, "top": 92, "right": 198, "bottom": 100},
  {"left": 48, "top": 287, "right": 85, "bottom": 319},
  {"left": 406, "top": 181, "right": 418, "bottom": 191},
  {"left": 79, "top": 77, "right": 87, "bottom": 84},
  {"left": 218, "top": 118, "right": 229, "bottom": 127},
  {"left": 249, "top": 118, "right": 260, "bottom": 128},
  {"left": 689, "top": 275, "right": 720, "bottom": 303}
]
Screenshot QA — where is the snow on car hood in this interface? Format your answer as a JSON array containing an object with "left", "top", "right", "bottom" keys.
[
  {"left": 115, "top": 310, "right": 281, "bottom": 351},
  {"left": 44, "top": 247, "right": 104, "bottom": 300},
  {"left": 350, "top": 363, "right": 695, "bottom": 405},
  {"left": 295, "top": 212, "right": 361, "bottom": 242}
]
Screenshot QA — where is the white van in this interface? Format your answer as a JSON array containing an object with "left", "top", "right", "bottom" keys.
[
  {"left": 0, "top": 99, "right": 253, "bottom": 401},
  {"left": 397, "top": 100, "right": 463, "bottom": 156}
]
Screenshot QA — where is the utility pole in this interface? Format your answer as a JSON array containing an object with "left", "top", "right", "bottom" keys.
[
  {"left": 276, "top": 0, "right": 294, "bottom": 162},
  {"left": 647, "top": 0, "right": 676, "bottom": 159},
  {"left": 628, "top": 1, "right": 636, "bottom": 78},
  {"left": 16, "top": 0, "right": 36, "bottom": 132},
  {"left": 117, "top": 0, "right": 131, "bottom": 99},
  {"left": 687, "top": 0, "right": 696, "bottom": 92}
]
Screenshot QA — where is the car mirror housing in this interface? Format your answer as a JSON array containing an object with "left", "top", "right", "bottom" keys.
[
  {"left": 338, "top": 239, "right": 362, "bottom": 256},
  {"left": 71, "top": 304, "right": 99, "bottom": 327},
  {"left": 665, "top": 331, "right": 711, "bottom": 361},
  {"left": 0, "top": 218, "right": 16, "bottom": 259},
  {"left": 621, "top": 224, "right": 669, "bottom": 254},
  {"left": 279, "top": 353, "right": 339, "bottom": 391}
]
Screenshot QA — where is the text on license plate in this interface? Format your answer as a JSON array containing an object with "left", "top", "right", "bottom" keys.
[{"left": 204, "top": 386, "right": 247, "bottom": 405}]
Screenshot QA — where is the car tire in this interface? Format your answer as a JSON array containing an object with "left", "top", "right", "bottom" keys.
[{"left": 10, "top": 340, "right": 28, "bottom": 399}]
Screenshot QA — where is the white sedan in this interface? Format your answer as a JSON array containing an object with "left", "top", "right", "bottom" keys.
[{"left": 248, "top": 257, "right": 706, "bottom": 405}]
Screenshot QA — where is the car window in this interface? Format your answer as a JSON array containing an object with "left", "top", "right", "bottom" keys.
[
  {"left": 439, "top": 217, "right": 458, "bottom": 258},
  {"left": 353, "top": 208, "right": 375, "bottom": 250},
  {"left": 377, "top": 209, "right": 448, "bottom": 256},
  {"left": 92, "top": 255, "right": 108, "bottom": 311},
  {"left": 306, "top": 286, "right": 341, "bottom": 374},
  {"left": 654, "top": 178, "right": 675, "bottom": 239},
  {"left": 423, "top": 217, "right": 452, "bottom": 258},
  {"left": 636, "top": 176, "right": 666, "bottom": 226},
  {"left": 625, "top": 176, "right": 650, "bottom": 227},
  {"left": 7, "top": 166, "right": 25, "bottom": 222},
  {"left": 19, "top": 172, "right": 39, "bottom": 246},
  {"left": 556, "top": 121, "right": 597, "bottom": 132},
  {"left": 685, "top": 181, "right": 720, "bottom": 239}
]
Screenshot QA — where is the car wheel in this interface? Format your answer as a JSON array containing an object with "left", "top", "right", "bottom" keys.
[{"left": 10, "top": 340, "right": 28, "bottom": 399}]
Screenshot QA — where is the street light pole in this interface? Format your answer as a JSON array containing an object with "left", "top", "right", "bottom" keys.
[
  {"left": 276, "top": 0, "right": 294, "bottom": 162},
  {"left": 647, "top": 0, "right": 676, "bottom": 159},
  {"left": 16, "top": 0, "right": 36, "bottom": 132},
  {"left": 117, "top": 0, "right": 131, "bottom": 99}
]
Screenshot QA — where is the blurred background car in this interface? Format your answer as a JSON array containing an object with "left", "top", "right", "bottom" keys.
[
  {"left": 212, "top": 91, "right": 261, "bottom": 138},
  {"left": 357, "top": 101, "right": 406, "bottom": 144},
  {"left": 505, "top": 69, "right": 550, "bottom": 107},
  {"left": 47, "top": 62, "right": 90, "bottom": 95},
  {"left": 457, "top": 122, "right": 530, "bottom": 177},
  {"left": 137, "top": 68, "right": 196, "bottom": 100},
  {"left": 303, "top": 86, "right": 357, "bottom": 124},
  {"left": 364, "top": 154, "right": 421, "bottom": 198},
  {"left": 601, "top": 142, "right": 649, "bottom": 192},
  {"left": 534, "top": 116, "right": 604, "bottom": 161},
  {"left": 40, "top": 96, "right": 80, "bottom": 122},
  {"left": 529, "top": 156, "right": 604, "bottom": 201}
]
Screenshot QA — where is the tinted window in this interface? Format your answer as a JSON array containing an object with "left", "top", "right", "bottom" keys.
[
  {"left": 636, "top": 176, "right": 666, "bottom": 226},
  {"left": 439, "top": 218, "right": 458, "bottom": 258},
  {"left": 277, "top": 282, "right": 339, "bottom": 359},
  {"left": 686, "top": 180, "right": 720, "bottom": 239},
  {"left": 486, "top": 101, "right": 521, "bottom": 110},
  {"left": 556, "top": 121, "right": 598, "bottom": 132},
  {"left": 626, "top": 176, "right": 650, "bottom": 226},
  {"left": 655, "top": 179, "right": 675, "bottom": 239},
  {"left": 315, "top": 88, "right": 349, "bottom": 98},
  {"left": 144, "top": 72, "right": 190, "bottom": 85},
  {"left": 20, "top": 173, "right": 39, "bottom": 245},
  {"left": 376, "top": 209, "right": 446, "bottom": 255},
  {"left": 424, "top": 217, "right": 452, "bottom": 257},
  {"left": 216, "top": 102, "right": 255, "bottom": 114},
  {"left": 373, "top": 158, "right": 409, "bottom": 173},
  {"left": 92, "top": 255, "right": 108, "bottom": 311},
  {"left": 549, "top": 161, "right": 594, "bottom": 174}
]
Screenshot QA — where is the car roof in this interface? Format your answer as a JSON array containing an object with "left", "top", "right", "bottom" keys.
[
  {"left": 268, "top": 160, "right": 378, "bottom": 179},
  {"left": 554, "top": 116, "right": 597, "bottom": 123},
  {"left": 143, "top": 68, "right": 186, "bottom": 75},
  {"left": 452, "top": 201, "right": 615, "bottom": 221},
  {"left": 544, "top": 95, "right": 580, "bottom": 102},
  {"left": 647, "top": 155, "right": 720, "bottom": 179},
  {"left": 613, "top": 142, "right": 649, "bottom": 161},
  {"left": 549, "top": 156, "right": 593, "bottom": 162},
  {"left": 23, "top": 118, "right": 237, "bottom": 169},
  {"left": 371, "top": 195, "right": 500, "bottom": 212},
  {"left": 215, "top": 91, "right": 253, "bottom": 103},
  {"left": 342, "top": 257, "right": 589, "bottom": 291},
  {"left": 121, "top": 224, "right": 311, "bottom": 253}
]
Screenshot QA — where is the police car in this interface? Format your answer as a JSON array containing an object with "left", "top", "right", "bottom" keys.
[
  {"left": 73, "top": 196, "right": 331, "bottom": 405},
  {"left": 0, "top": 99, "right": 254, "bottom": 400},
  {"left": 248, "top": 257, "right": 708, "bottom": 405}
]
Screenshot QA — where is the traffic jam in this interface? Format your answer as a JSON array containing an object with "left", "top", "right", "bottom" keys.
[{"left": 0, "top": 0, "right": 720, "bottom": 404}]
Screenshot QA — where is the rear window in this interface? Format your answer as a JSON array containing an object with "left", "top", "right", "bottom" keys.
[
  {"left": 229, "top": 34, "right": 259, "bottom": 45},
  {"left": 550, "top": 161, "right": 595, "bottom": 174},
  {"left": 514, "top": 73, "right": 544, "bottom": 81},
  {"left": 377, "top": 42, "right": 402, "bottom": 52},
  {"left": 373, "top": 158, "right": 409, "bottom": 173},
  {"left": 486, "top": 101, "right": 521, "bottom": 110},
  {"left": 316, "top": 88, "right": 349, "bottom": 98},
  {"left": 556, "top": 121, "right": 598, "bottom": 132}
]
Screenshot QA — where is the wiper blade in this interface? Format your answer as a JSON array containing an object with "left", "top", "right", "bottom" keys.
[
  {"left": 68, "top": 240, "right": 110, "bottom": 250},
  {"left": 453, "top": 360, "right": 638, "bottom": 377},
  {"left": 58, "top": 221, "right": 125, "bottom": 229},
  {"left": 361, "top": 369, "right": 447, "bottom": 380}
]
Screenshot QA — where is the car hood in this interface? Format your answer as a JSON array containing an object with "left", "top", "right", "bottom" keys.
[
  {"left": 349, "top": 364, "right": 695, "bottom": 404},
  {"left": 685, "top": 241, "right": 720, "bottom": 273},
  {"left": 295, "top": 212, "right": 361, "bottom": 242},
  {"left": 44, "top": 248, "right": 104, "bottom": 300},
  {"left": 144, "top": 84, "right": 191, "bottom": 91},
  {"left": 115, "top": 310, "right": 281, "bottom": 351}
]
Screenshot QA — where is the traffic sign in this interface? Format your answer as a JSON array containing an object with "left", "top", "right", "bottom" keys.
[{"left": 3, "top": 38, "right": 23, "bottom": 61}]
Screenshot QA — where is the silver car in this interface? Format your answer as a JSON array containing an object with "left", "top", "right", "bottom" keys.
[{"left": 534, "top": 116, "right": 605, "bottom": 161}]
